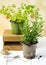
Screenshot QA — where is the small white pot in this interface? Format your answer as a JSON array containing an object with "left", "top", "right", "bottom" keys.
[{"left": 22, "top": 44, "right": 37, "bottom": 59}]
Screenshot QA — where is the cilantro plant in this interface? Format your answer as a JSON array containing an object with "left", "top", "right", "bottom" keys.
[{"left": 0, "top": 4, "right": 35, "bottom": 23}]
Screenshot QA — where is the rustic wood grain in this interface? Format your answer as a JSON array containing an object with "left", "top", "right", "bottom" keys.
[{"left": 3, "top": 30, "right": 23, "bottom": 50}]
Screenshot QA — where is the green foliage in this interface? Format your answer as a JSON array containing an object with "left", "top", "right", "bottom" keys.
[
  {"left": 0, "top": 4, "right": 44, "bottom": 41},
  {"left": 0, "top": 4, "right": 35, "bottom": 23},
  {"left": 23, "top": 7, "right": 44, "bottom": 45},
  {"left": 0, "top": 4, "right": 16, "bottom": 20}
]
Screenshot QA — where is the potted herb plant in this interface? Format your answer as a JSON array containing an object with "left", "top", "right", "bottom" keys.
[
  {"left": 22, "top": 7, "right": 44, "bottom": 59},
  {"left": 0, "top": 4, "right": 35, "bottom": 34},
  {"left": 0, "top": 4, "right": 23, "bottom": 34}
]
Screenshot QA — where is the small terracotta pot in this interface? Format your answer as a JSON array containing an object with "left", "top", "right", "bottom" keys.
[{"left": 22, "top": 44, "right": 37, "bottom": 59}]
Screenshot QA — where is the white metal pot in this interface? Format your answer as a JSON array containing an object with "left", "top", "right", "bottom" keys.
[{"left": 22, "top": 44, "right": 37, "bottom": 59}]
